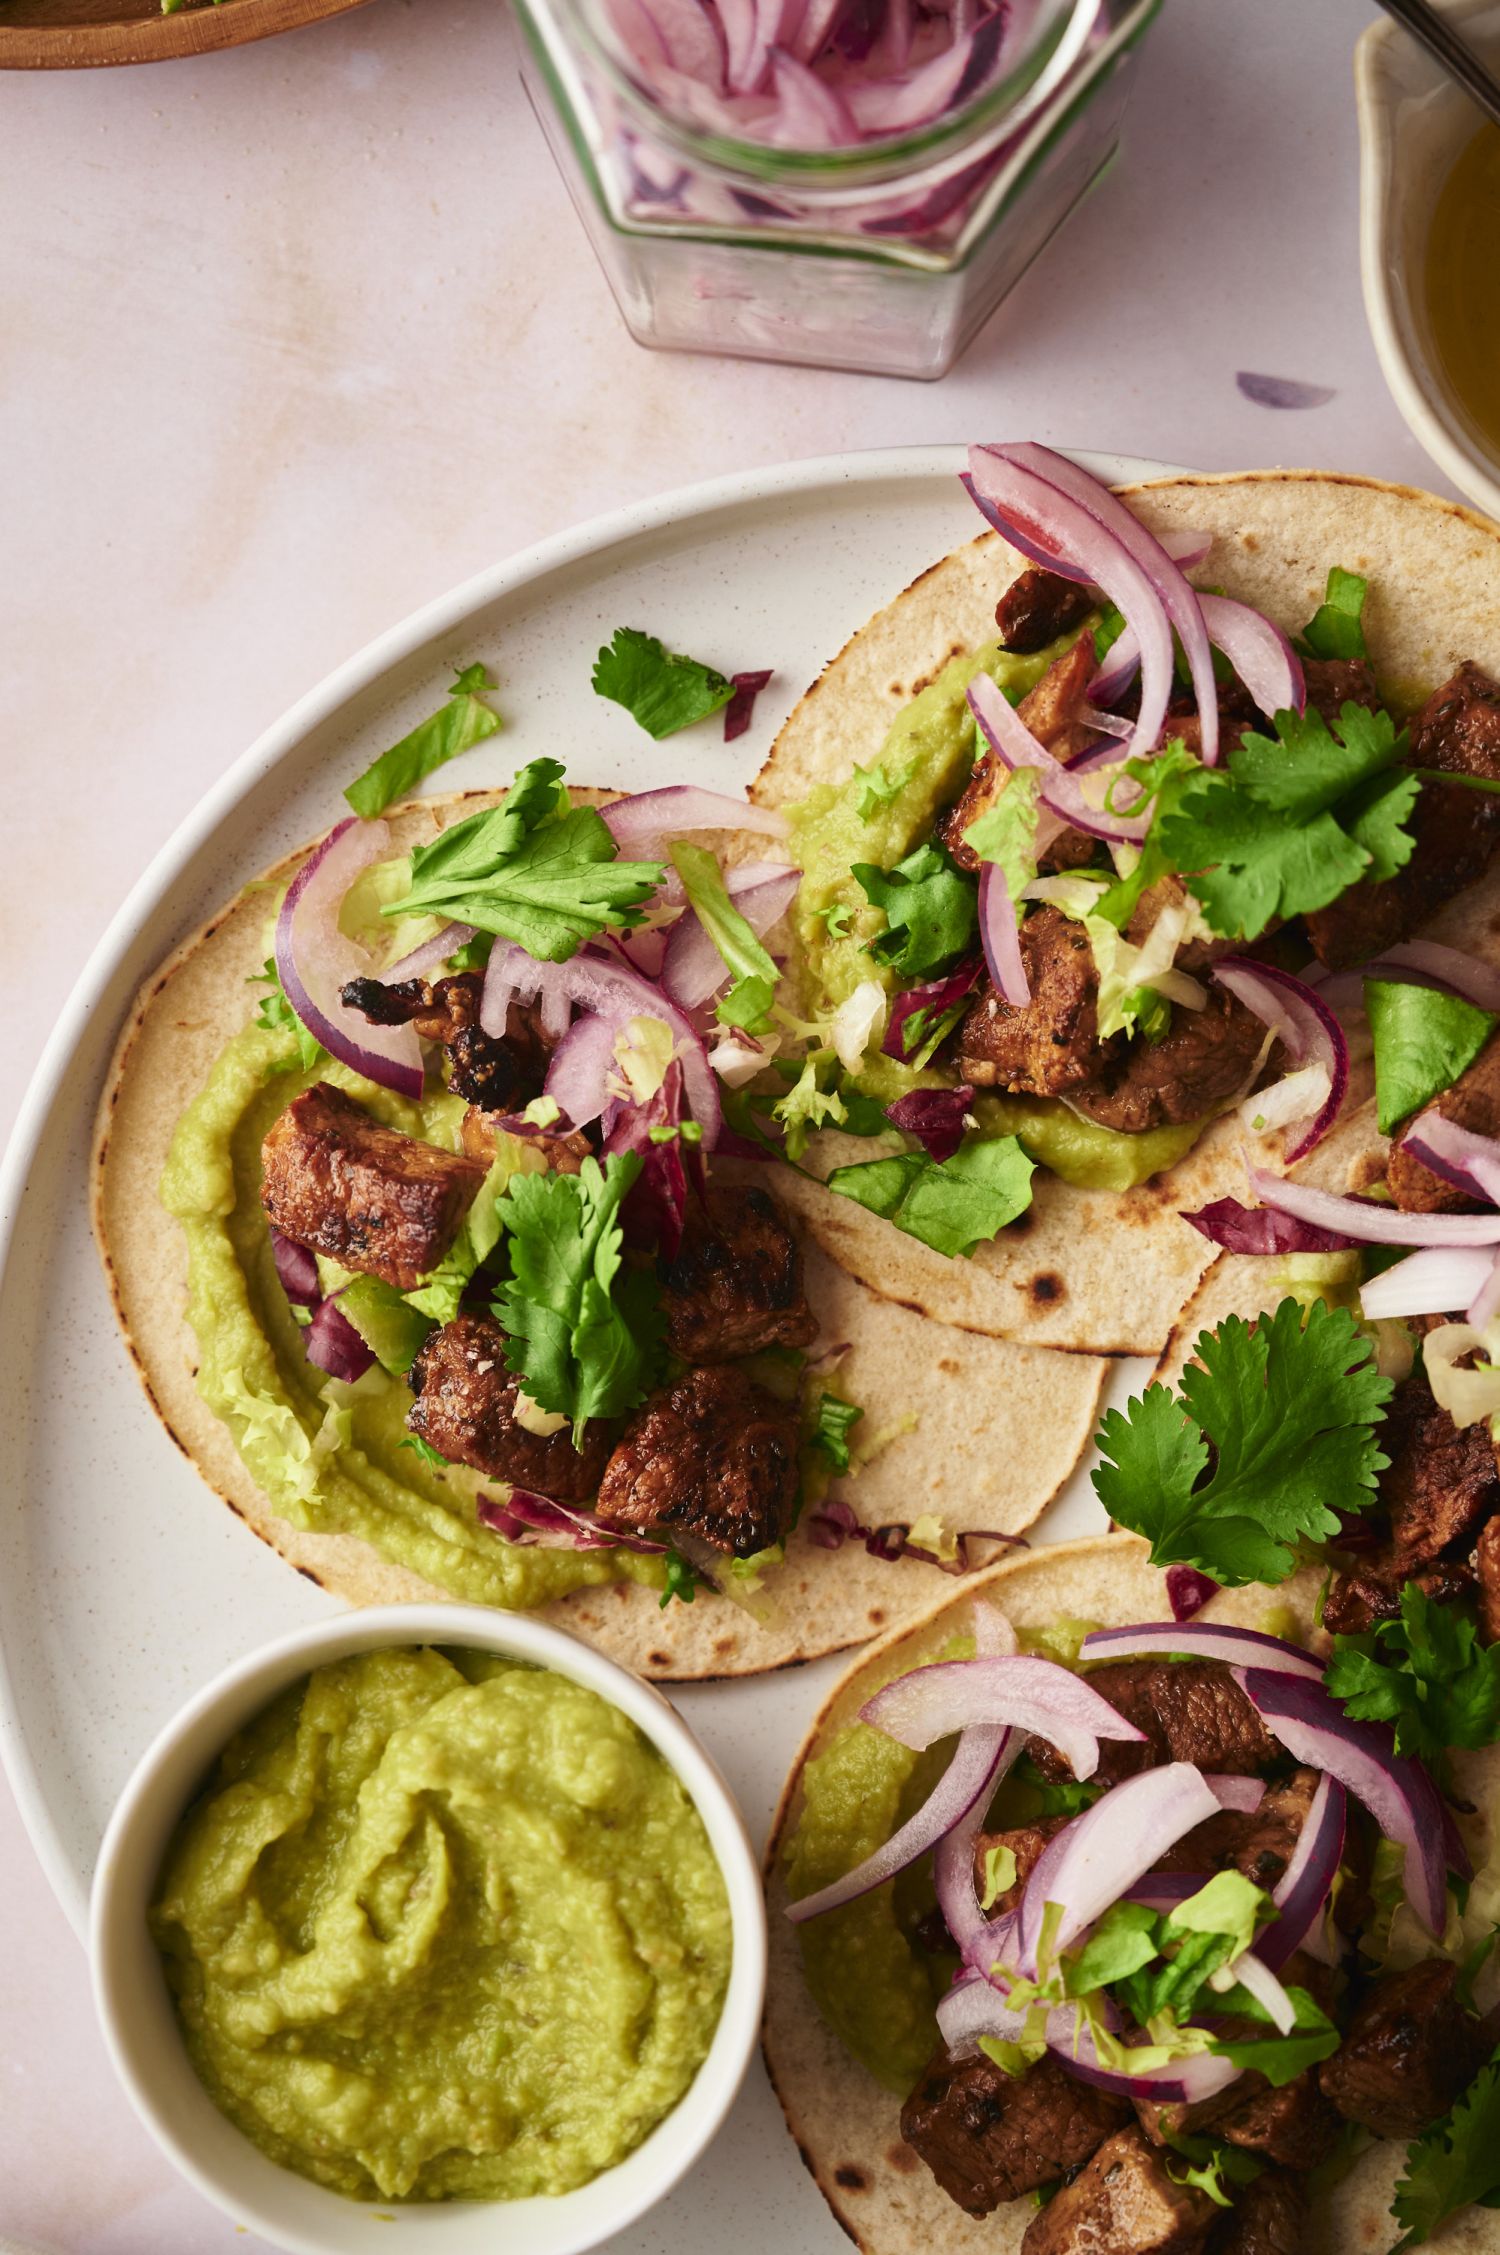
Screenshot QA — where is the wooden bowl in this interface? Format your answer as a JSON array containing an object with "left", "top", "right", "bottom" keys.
[{"left": 0, "top": 0, "right": 375, "bottom": 69}]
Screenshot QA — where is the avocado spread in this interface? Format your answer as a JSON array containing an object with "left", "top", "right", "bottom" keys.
[
  {"left": 787, "top": 632, "right": 1211, "bottom": 1192},
  {"left": 151, "top": 1646, "right": 732, "bottom": 2201},
  {"left": 159, "top": 1027, "right": 665, "bottom": 1609}
]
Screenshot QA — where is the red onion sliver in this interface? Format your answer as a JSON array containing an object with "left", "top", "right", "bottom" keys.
[
  {"left": 600, "top": 785, "right": 790, "bottom": 857},
  {"left": 884, "top": 961, "right": 982, "bottom": 1061},
  {"left": 1180, "top": 1197, "right": 1359, "bottom": 1256},
  {"left": 1203, "top": 1774, "right": 1265, "bottom": 1813},
  {"left": 1048, "top": 2017, "right": 1244, "bottom": 2107},
  {"left": 543, "top": 1012, "right": 620, "bottom": 1130},
  {"left": 304, "top": 1295, "right": 376, "bottom": 1383},
  {"left": 887, "top": 1084, "right": 975, "bottom": 1163},
  {"left": 968, "top": 672, "right": 1152, "bottom": 843},
  {"left": 976, "top": 860, "right": 1029, "bottom": 1007},
  {"left": 660, "top": 866, "right": 799, "bottom": 1010},
  {"left": 788, "top": 1726, "right": 1016, "bottom": 1924},
  {"left": 1213, "top": 957, "right": 1347, "bottom": 1165},
  {"left": 1359, "top": 1245, "right": 1498, "bottom": 1322},
  {"left": 275, "top": 819, "right": 425, "bottom": 1098},
  {"left": 1257, "top": 1772, "right": 1346, "bottom": 1971},
  {"left": 1165, "top": 1564, "right": 1220, "bottom": 1622},
  {"left": 1246, "top": 1162, "right": 1500, "bottom": 1246},
  {"left": 1078, "top": 1621, "right": 1325, "bottom": 1681},
  {"left": 1224, "top": 1949, "right": 1296, "bottom": 2035},
  {"left": 479, "top": 1487, "right": 667, "bottom": 1555},
  {"left": 862, "top": 1655, "right": 1148, "bottom": 1780},
  {"left": 381, "top": 921, "right": 479, "bottom": 982},
  {"left": 1014, "top": 1762, "right": 1226, "bottom": 1975},
  {"left": 723, "top": 668, "right": 774, "bottom": 742},
  {"left": 1401, "top": 1110, "right": 1500, "bottom": 1200},
  {"left": 1196, "top": 592, "right": 1305, "bottom": 718}
]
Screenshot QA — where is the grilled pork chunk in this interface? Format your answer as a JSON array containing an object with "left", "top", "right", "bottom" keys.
[
  {"left": 660, "top": 1185, "right": 816, "bottom": 1364},
  {"left": 900, "top": 2046, "right": 1128, "bottom": 2216},
  {"left": 940, "top": 638, "right": 1100, "bottom": 877},
  {"left": 260, "top": 1083, "right": 484, "bottom": 1292},
  {"left": 406, "top": 1312, "right": 615, "bottom": 1502},
  {"left": 1020, "top": 2125, "right": 1216, "bottom": 2255},
  {"left": 1029, "top": 1659, "right": 1275, "bottom": 1786},
  {"left": 956, "top": 908, "right": 1111, "bottom": 1098},
  {"left": 994, "top": 566, "right": 1097, "bottom": 655},
  {"left": 1389, "top": 1034, "right": 1500, "bottom": 1214},
  {"left": 1319, "top": 1961, "right": 1486, "bottom": 2139},
  {"left": 594, "top": 1366, "right": 800, "bottom": 1557}
]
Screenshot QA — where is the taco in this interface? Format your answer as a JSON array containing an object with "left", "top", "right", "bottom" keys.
[
  {"left": 748, "top": 447, "right": 1500, "bottom": 1355},
  {"left": 764, "top": 1534, "right": 1500, "bottom": 2254},
  {"left": 93, "top": 762, "right": 1107, "bottom": 1680}
]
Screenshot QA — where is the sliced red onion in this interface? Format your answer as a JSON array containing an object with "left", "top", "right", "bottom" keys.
[
  {"left": 655, "top": 855, "right": 794, "bottom": 908},
  {"left": 304, "top": 1295, "right": 376, "bottom": 1382},
  {"left": 1180, "top": 1196, "right": 1359, "bottom": 1256},
  {"left": 1213, "top": 958, "right": 1347, "bottom": 1165},
  {"left": 1359, "top": 1246, "right": 1498, "bottom": 1323},
  {"left": 1203, "top": 1774, "right": 1266, "bottom": 1813},
  {"left": 1166, "top": 1565, "right": 1220, "bottom": 1622},
  {"left": 1079, "top": 1622, "right": 1326, "bottom": 1681},
  {"left": 1050, "top": 2017, "right": 1244, "bottom": 2107},
  {"left": 601, "top": 786, "right": 790, "bottom": 857},
  {"left": 805, "top": 1500, "right": 1027, "bottom": 1576},
  {"left": 1245, "top": 1162, "right": 1500, "bottom": 1246},
  {"left": 883, "top": 961, "right": 981, "bottom": 1062},
  {"left": 863, "top": 1656, "right": 1148, "bottom": 1781},
  {"left": 1013, "top": 1763, "right": 1227, "bottom": 1976},
  {"left": 604, "top": 1061, "right": 690, "bottom": 1259},
  {"left": 984, "top": 445, "right": 1222, "bottom": 770},
  {"left": 1357, "top": 940, "right": 1500, "bottom": 1016},
  {"left": 478, "top": 1488, "right": 667, "bottom": 1555},
  {"left": 887, "top": 1084, "right": 975, "bottom": 1163},
  {"left": 1468, "top": 1249, "right": 1500, "bottom": 1331},
  {"left": 381, "top": 921, "right": 479, "bottom": 982},
  {"left": 275, "top": 819, "right": 424, "bottom": 1098},
  {"left": 767, "top": 46, "right": 859, "bottom": 141},
  {"left": 660, "top": 867, "right": 799, "bottom": 1011},
  {"left": 977, "top": 861, "right": 1029, "bottom": 1008},
  {"left": 1218, "top": 1949, "right": 1296, "bottom": 2035},
  {"left": 1257, "top": 1772, "right": 1346, "bottom": 1972},
  {"left": 270, "top": 1228, "right": 320, "bottom": 1309},
  {"left": 1196, "top": 593, "right": 1305, "bottom": 719},
  {"left": 968, "top": 673, "right": 1152, "bottom": 844},
  {"left": 1090, "top": 620, "right": 1140, "bottom": 707},
  {"left": 1401, "top": 1109, "right": 1500, "bottom": 1201},
  {"left": 926, "top": 1603, "right": 1022, "bottom": 1964},
  {"left": 543, "top": 1013, "right": 620, "bottom": 1130},
  {"left": 788, "top": 1726, "right": 1017, "bottom": 1924},
  {"left": 1232, "top": 1666, "right": 1457, "bottom": 1935},
  {"left": 724, "top": 668, "right": 774, "bottom": 742}
]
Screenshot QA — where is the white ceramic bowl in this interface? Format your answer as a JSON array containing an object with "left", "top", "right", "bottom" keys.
[
  {"left": 90, "top": 1604, "right": 767, "bottom": 2255},
  {"left": 1357, "top": 0, "right": 1500, "bottom": 524}
]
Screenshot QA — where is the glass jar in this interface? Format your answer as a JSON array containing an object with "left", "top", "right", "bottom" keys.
[{"left": 513, "top": 0, "right": 1161, "bottom": 379}]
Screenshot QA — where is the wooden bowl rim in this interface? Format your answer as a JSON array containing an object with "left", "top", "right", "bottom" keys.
[{"left": 0, "top": 0, "right": 374, "bottom": 69}]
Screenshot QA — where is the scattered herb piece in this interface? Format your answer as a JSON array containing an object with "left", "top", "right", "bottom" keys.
[
  {"left": 1326, "top": 1582, "right": 1500, "bottom": 1765},
  {"left": 592, "top": 627, "right": 734, "bottom": 739},
  {"left": 1297, "top": 566, "right": 1370, "bottom": 662},
  {"left": 343, "top": 663, "right": 502, "bottom": 818}
]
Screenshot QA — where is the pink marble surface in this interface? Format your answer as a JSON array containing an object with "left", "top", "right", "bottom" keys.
[{"left": 0, "top": 0, "right": 1453, "bottom": 2244}]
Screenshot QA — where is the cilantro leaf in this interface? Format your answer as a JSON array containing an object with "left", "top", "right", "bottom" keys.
[
  {"left": 343, "top": 664, "right": 502, "bottom": 818},
  {"left": 809, "top": 1391, "right": 864, "bottom": 1473},
  {"left": 249, "top": 958, "right": 325, "bottom": 1072},
  {"left": 670, "top": 841, "right": 781, "bottom": 1029},
  {"left": 1366, "top": 978, "right": 1497, "bottom": 1136},
  {"left": 492, "top": 1154, "right": 666, "bottom": 1440},
  {"left": 592, "top": 627, "right": 733, "bottom": 739},
  {"left": 385, "top": 757, "right": 663, "bottom": 962},
  {"left": 962, "top": 767, "right": 1043, "bottom": 900},
  {"left": 1229, "top": 701, "right": 1405, "bottom": 823},
  {"left": 1093, "top": 1298, "right": 1393, "bottom": 1586},
  {"left": 660, "top": 1550, "right": 698, "bottom": 1609},
  {"left": 1343, "top": 767, "right": 1423, "bottom": 882},
  {"left": 1297, "top": 566, "right": 1370, "bottom": 662},
  {"left": 1326, "top": 1582, "right": 1500, "bottom": 1764},
  {"left": 1390, "top": 2057, "right": 1500, "bottom": 2250},
  {"left": 826, "top": 1134, "right": 1034, "bottom": 1259},
  {"left": 852, "top": 843, "right": 978, "bottom": 981}
]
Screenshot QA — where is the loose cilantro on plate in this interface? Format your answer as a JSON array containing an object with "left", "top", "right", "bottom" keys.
[
  {"left": 492, "top": 1153, "right": 666, "bottom": 1441},
  {"left": 809, "top": 1391, "right": 864, "bottom": 1473},
  {"left": 1093, "top": 1298, "right": 1392, "bottom": 1586},
  {"left": 1326, "top": 1582, "right": 1500, "bottom": 1765},
  {"left": 852, "top": 843, "right": 978, "bottom": 981},
  {"left": 1366, "top": 978, "right": 1497, "bottom": 1136},
  {"left": 249, "top": 957, "right": 325, "bottom": 1072},
  {"left": 343, "top": 663, "right": 502, "bottom": 819},
  {"left": 1389, "top": 2056, "right": 1500, "bottom": 2250},
  {"left": 592, "top": 627, "right": 734, "bottom": 739},
  {"left": 1296, "top": 566, "right": 1370, "bottom": 663},
  {"left": 826, "top": 1134, "right": 1034, "bottom": 1260},
  {"left": 670, "top": 841, "right": 780, "bottom": 1030},
  {"left": 384, "top": 756, "right": 663, "bottom": 962}
]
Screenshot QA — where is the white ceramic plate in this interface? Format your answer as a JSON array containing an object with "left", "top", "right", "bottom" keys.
[{"left": 0, "top": 443, "right": 1167, "bottom": 2246}]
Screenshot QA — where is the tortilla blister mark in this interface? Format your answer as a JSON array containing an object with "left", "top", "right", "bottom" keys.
[
  {"left": 760, "top": 1532, "right": 1499, "bottom": 2255},
  {"left": 749, "top": 470, "right": 1500, "bottom": 1357},
  {"left": 89, "top": 789, "right": 1108, "bottom": 1682}
]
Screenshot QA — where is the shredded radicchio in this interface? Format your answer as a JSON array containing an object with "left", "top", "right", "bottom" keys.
[
  {"left": 1180, "top": 1197, "right": 1359, "bottom": 1256},
  {"left": 478, "top": 1490, "right": 666, "bottom": 1555},
  {"left": 883, "top": 962, "right": 981, "bottom": 1063},
  {"left": 886, "top": 1083, "right": 976, "bottom": 1163},
  {"left": 304, "top": 1296, "right": 375, "bottom": 1383},
  {"left": 602, "top": 1060, "right": 692, "bottom": 1259},
  {"left": 807, "top": 1495, "right": 1026, "bottom": 1575},
  {"left": 1165, "top": 1564, "right": 1220, "bottom": 1622},
  {"left": 724, "top": 669, "right": 774, "bottom": 742},
  {"left": 270, "top": 1227, "right": 320, "bottom": 1308}
]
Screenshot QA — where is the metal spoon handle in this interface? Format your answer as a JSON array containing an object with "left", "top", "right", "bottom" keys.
[{"left": 1375, "top": 0, "right": 1500, "bottom": 132}]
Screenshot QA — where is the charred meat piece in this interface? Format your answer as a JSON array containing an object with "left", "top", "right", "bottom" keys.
[
  {"left": 1322, "top": 1560, "right": 1477, "bottom": 1638},
  {"left": 1370, "top": 1372, "right": 1496, "bottom": 1572},
  {"left": 1214, "top": 2070, "right": 1341, "bottom": 2170},
  {"left": 1319, "top": 1960, "right": 1487, "bottom": 2139},
  {"left": 1031, "top": 1660, "right": 1276, "bottom": 1786},
  {"left": 1390, "top": 1033, "right": 1500, "bottom": 1214},
  {"left": 407, "top": 1313, "right": 615, "bottom": 1502},
  {"left": 1304, "top": 656, "right": 1382, "bottom": 731},
  {"left": 342, "top": 971, "right": 551, "bottom": 1112},
  {"left": 1165, "top": 1766, "right": 1319, "bottom": 1894},
  {"left": 460, "top": 1107, "right": 592, "bottom": 1175},
  {"left": 995, "top": 566, "right": 1098, "bottom": 654},
  {"left": 940, "top": 638, "right": 1100, "bottom": 876},
  {"left": 1165, "top": 678, "right": 1263, "bottom": 768},
  {"left": 1206, "top": 2171, "right": 1306, "bottom": 2255},
  {"left": 956, "top": 908, "right": 1113, "bottom": 1098},
  {"left": 1020, "top": 2125, "right": 1217, "bottom": 2255},
  {"left": 1306, "top": 661, "right": 1500, "bottom": 971},
  {"left": 901, "top": 2047, "right": 1127, "bottom": 2217},
  {"left": 1480, "top": 1516, "right": 1500, "bottom": 1641},
  {"left": 340, "top": 970, "right": 484, "bottom": 1042},
  {"left": 260, "top": 1083, "right": 484, "bottom": 1292},
  {"left": 659, "top": 1185, "right": 816, "bottom": 1364},
  {"left": 1067, "top": 986, "right": 1269, "bottom": 1136},
  {"left": 594, "top": 1366, "right": 800, "bottom": 1557}
]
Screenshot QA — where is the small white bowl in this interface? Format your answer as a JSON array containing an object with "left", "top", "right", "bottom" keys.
[
  {"left": 1357, "top": 0, "right": 1500, "bottom": 524},
  {"left": 91, "top": 1604, "right": 767, "bottom": 2255}
]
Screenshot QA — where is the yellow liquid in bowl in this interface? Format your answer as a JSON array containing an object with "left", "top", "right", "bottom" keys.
[{"left": 1425, "top": 122, "right": 1500, "bottom": 461}]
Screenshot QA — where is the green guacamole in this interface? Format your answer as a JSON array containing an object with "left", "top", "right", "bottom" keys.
[
  {"left": 787, "top": 630, "right": 1214, "bottom": 1191},
  {"left": 158, "top": 1026, "right": 665, "bottom": 1609},
  {"left": 151, "top": 1646, "right": 732, "bottom": 2202}
]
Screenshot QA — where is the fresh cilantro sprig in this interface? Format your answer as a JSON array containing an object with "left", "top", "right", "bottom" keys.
[
  {"left": 852, "top": 842, "right": 978, "bottom": 981},
  {"left": 1390, "top": 2057, "right": 1500, "bottom": 2249},
  {"left": 492, "top": 1153, "right": 666, "bottom": 1440},
  {"left": 1093, "top": 1298, "right": 1393, "bottom": 1586},
  {"left": 592, "top": 628, "right": 734, "bottom": 739},
  {"left": 826, "top": 1135, "right": 1034, "bottom": 1260},
  {"left": 384, "top": 757, "right": 663, "bottom": 962},
  {"left": 670, "top": 841, "right": 780, "bottom": 1031},
  {"left": 344, "top": 663, "right": 502, "bottom": 818},
  {"left": 1326, "top": 1582, "right": 1500, "bottom": 1765},
  {"left": 250, "top": 958, "right": 325, "bottom": 1072}
]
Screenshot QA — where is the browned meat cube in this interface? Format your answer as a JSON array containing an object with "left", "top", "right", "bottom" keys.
[
  {"left": 342, "top": 972, "right": 552, "bottom": 1112},
  {"left": 1020, "top": 2125, "right": 1216, "bottom": 2255},
  {"left": 406, "top": 1313, "right": 615, "bottom": 1503},
  {"left": 1304, "top": 656, "right": 1382, "bottom": 730},
  {"left": 1160, "top": 1765, "right": 1319, "bottom": 1893},
  {"left": 1207, "top": 2171, "right": 1306, "bottom": 2255},
  {"left": 1152, "top": 1807, "right": 1259, "bottom": 1878},
  {"left": 1322, "top": 1560, "right": 1476, "bottom": 1637},
  {"left": 900, "top": 2047, "right": 1127, "bottom": 2216},
  {"left": 1031, "top": 1660, "right": 1275, "bottom": 1786},
  {"left": 971, "top": 1815, "right": 1071, "bottom": 1912},
  {"left": 1067, "top": 987, "right": 1269, "bottom": 1136},
  {"left": 260, "top": 1083, "right": 485, "bottom": 1292},
  {"left": 1380, "top": 1375, "right": 1500, "bottom": 1571},
  {"left": 659, "top": 1185, "right": 817, "bottom": 1364},
  {"left": 1318, "top": 1961, "right": 1486, "bottom": 2138},
  {"left": 995, "top": 566, "right": 1097, "bottom": 654},
  {"left": 940, "top": 638, "right": 1100, "bottom": 876},
  {"left": 1480, "top": 1516, "right": 1500, "bottom": 1641},
  {"left": 460, "top": 1107, "right": 592, "bottom": 1175},
  {"left": 1215, "top": 2070, "right": 1341, "bottom": 2170},
  {"left": 1389, "top": 1034, "right": 1500, "bottom": 1214},
  {"left": 955, "top": 908, "right": 1112, "bottom": 1098},
  {"left": 594, "top": 1366, "right": 800, "bottom": 1557},
  {"left": 1307, "top": 661, "right": 1500, "bottom": 971}
]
